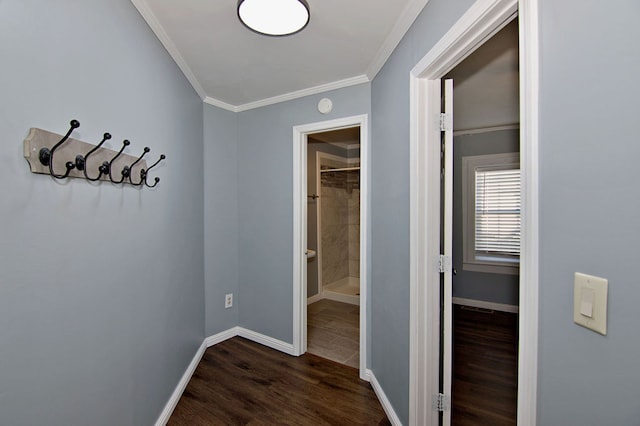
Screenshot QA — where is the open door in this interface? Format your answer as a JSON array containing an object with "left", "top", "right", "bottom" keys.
[{"left": 440, "top": 78, "right": 454, "bottom": 426}]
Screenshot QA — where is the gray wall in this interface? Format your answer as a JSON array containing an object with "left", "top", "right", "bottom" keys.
[
  {"left": 370, "top": 0, "right": 475, "bottom": 422},
  {"left": 204, "top": 105, "right": 239, "bottom": 335},
  {"left": 452, "top": 129, "right": 519, "bottom": 306},
  {"left": 236, "top": 84, "right": 370, "bottom": 343},
  {"left": 537, "top": 0, "right": 640, "bottom": 423},
  {"left": 0, "top": 1, "right": 204, "bottom": 425}
]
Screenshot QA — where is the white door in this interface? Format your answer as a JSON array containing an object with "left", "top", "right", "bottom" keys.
[{"left": 441, "top": 78, "right": 454, "bottom": 426}]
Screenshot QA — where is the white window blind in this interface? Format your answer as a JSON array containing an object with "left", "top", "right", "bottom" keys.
[{"left": 475, "top": 168, "right": 521, "bottom": 257}]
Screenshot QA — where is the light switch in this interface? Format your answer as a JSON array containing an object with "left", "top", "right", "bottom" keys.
[
  {"left": 573, "top": 272, "right": 608, "bottom": 335},
  {"left": 580, "top": 287, "right": 594, "bottom": 318}
]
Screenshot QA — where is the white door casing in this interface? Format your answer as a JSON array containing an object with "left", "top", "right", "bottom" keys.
[
  {"left": 441, "top": 78, "right": 454, "bottom": 426},
  {"left": 292, "top": 114, "right": 369, "bottom": 381}
]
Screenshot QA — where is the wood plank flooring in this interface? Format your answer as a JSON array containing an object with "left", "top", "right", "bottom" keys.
[
  {"left": 169, "top": 337, "right": 390, "bottom": 425},
  {"left": 451, "top": 304, "right": 518, "bottom": 426}
]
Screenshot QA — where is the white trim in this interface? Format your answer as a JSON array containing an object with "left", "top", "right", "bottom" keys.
[
  {"left": 315, "top": 151, "right": 324, "bottom": 299},
  {"left": 204, "top": 327, "right": 239, "bottom": 347},
  {"left": 411, "top": 0, "right": 517, "bottom": 78},
  {"left": 154, "top": 341, "right": 207, "bottom": 426},
  {"left": 441, "top": 78, "right": 454, "bottom": 426},
  {"left": 516, "top": 0, "right": 540, "bottom": 423},
  {"left": 409, "top": 76, "right": 443, "bottom": 426},
  {"left": 453, "top": 124, "right": 519, "bottom": 136},
  {"left": 452, "top": 297, "right": 519, "bottom": 313},
  {"left": 366, "top": 0, "right": 431, "bottom": 79},
  {"left": 207, "top": 326, "right": 297, "bottom": 355},
  {"left": 306, "top": 293, "right": 323, "bottom": 305},
  {"left": 323, "top": 290, "right": 360, "bottom": 306},
  {"left": 203, "top": 75, "right": 371, "bottom": 113},
  {"left": 367, "top": 370, "right": 402, "bottom": 426},
  {"left": 202, "top": 96, "right": 239, "bottom": 113},
  {"left": 237, "top": 327, "right": 296, "bottom": 355},
  {"left": 130, "top": 0, "right": 207, "bottom": 101},
  {"left": 293, "top": 115, "right": 369, "bottom": 381},
  {"left": 409, "top": 0, "right": 539, "bottom": 425},
  {"left": 235, "top": 75, "right": 370, "bottom": 112}
]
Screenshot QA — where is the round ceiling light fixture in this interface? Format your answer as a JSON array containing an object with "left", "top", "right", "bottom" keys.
[{"left": 237, "top": 0, "right": 310, "bottom": 37}]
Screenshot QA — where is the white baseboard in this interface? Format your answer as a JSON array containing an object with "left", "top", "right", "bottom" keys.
[
  {"left": 322, "top": 290, "right": 360, "bottom": 306},
  {"left": 306, "top": 293, "right": 323, "bottom": 305},
  {"left": 237, "top": 327, "right": 296, "bottom": 355},
  {"left": 154, "top": 341, "right": 207, "bottom": 426},
  {"left": 204, "top": 327, "right": 240, "bottom": 347},
  {"left": 452, "top": 297, "right": 519, "bottom": 313},
  {"left": 367, "top": 369, "right": 402, "bottom": 426}
]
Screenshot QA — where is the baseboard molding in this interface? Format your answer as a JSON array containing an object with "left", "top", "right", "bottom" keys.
[
  {"left": 154, "top": 341, "right": 207, "bottom": 426},
  {"left": 452, "top": 297, "right": 519, "bottom": 313},
  {"left": 306, "top": 293, "right": 323, "bottom": 305},
  {"left": 367, "top": 369, "right": 402, "bottom": 426},
  {"left": 237, "top": 327, "right": 296, "bottom": 356},
  {"left": 204, "top": 327, "right": 240, "bottom": 347},
  {"left": 322, "top": 290, "right": 360, "bottom": 306}
]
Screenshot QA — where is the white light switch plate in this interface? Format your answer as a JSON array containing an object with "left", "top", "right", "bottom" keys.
[{"left": 574, "top": 272, "right": 608, "bottom": 335}]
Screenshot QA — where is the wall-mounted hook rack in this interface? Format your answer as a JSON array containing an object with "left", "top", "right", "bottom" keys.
[{"left": 23, "top": 120, "right": 165, "bottom": 187}]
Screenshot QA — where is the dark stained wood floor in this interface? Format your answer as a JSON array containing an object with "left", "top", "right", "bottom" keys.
[
  {"left": 169, "top": 337, "right": 390, "bottom": 425},
  {"left": 451, "top": 304, "right": 518, "bottom": 426}
]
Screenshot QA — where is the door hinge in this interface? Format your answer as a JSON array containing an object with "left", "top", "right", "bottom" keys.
[
  {"left": 438, "top": 255, "right": 451, "bottom": 273},
  {"left": 432, "top": 393, "right": 450, "bottom": 412},
  {"left": 439, "top": 113, "right": 452, "bottom": 132}
]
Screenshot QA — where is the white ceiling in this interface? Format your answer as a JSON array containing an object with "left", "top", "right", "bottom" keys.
[{"left": 131, "top": 0, "right": 428, "bottom": 111}]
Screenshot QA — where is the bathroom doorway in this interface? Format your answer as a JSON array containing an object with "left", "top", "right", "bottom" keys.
[
  {"left": 306, "top": 129, "right": 361, "bottom": 368},
  {"left": 292, "top": 114, "right": 368, "bottom": 380},
  {"left": 308, "top": 131, "right": 361, "bottom": 306}
]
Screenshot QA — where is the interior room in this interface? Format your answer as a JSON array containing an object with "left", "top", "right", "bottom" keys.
[
  {"left": 1, "top": 0, "right": 639, "bottom": 425},
  {"left": 444, "top": 19, "right": 520, "bottom": 424}
]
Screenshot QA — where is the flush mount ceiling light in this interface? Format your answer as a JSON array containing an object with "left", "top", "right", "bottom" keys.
[{"left": 237, "top": 0, "right": 310, "bottom": 37}]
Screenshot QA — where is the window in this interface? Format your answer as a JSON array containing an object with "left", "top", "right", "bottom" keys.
[{"left": 462, "top": 153, "right": 520, "bottom": 274}]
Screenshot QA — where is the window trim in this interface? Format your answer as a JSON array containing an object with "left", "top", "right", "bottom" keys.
[{"left": 462, "top": 152, "right": 520, "bottom": 275}]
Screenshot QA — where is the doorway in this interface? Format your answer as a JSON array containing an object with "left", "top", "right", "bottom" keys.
[
  {"left": 409, "top": 0, "right": 540, "bottom": 425},
  {"left": 306, "top": 129, "right": 361, "bottom": 368},
  {"left": 444, "top": 18, "right": 520, "bottom": 424},
  {"left": 292, "top": 114, "right": 369, "bottom": 381}
]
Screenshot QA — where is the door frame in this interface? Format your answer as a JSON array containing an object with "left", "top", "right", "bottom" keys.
[
  {"left": 408, "top": 0, "right": 539, "bottom": 424},
  {"left": 292, "top": 114, "right": 369, "bottom": 381}
]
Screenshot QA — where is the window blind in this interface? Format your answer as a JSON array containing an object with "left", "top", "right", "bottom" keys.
[{"left": 475, "top": 168, "right": 520, "bottom": 256}]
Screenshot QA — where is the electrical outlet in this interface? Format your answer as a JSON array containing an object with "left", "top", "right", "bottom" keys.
[{"left": 225, "top": 293, "right": 233, "bottom": 309}]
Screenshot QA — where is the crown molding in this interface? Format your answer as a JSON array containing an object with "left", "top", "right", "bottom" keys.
[
  {"left": 233, "top": 75, "right": 370, "bottom": 112},
  {"left": 203, "top": 97, "right": 240, "bottom": 113},
  {"left": 203, "top": 74, "right": 370, "bottom": 113},
  {"left": 130, "top": 0, "right": 207, "bottom": 100},
  {"left": 366, "top": 0, "right": 430, "bottom": 79}
]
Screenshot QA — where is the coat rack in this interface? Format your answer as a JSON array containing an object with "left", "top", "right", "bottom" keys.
[{"left": 23, "top": 119, "right": 165, "bottom": 188}]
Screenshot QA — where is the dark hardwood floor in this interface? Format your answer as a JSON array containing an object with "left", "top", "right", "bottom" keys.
[
  {"left": 451, "top": 304, "right": 518, "bottom": 426},
  {"left": 169, "top": 337, "right": 390, "bottom": 425}
]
